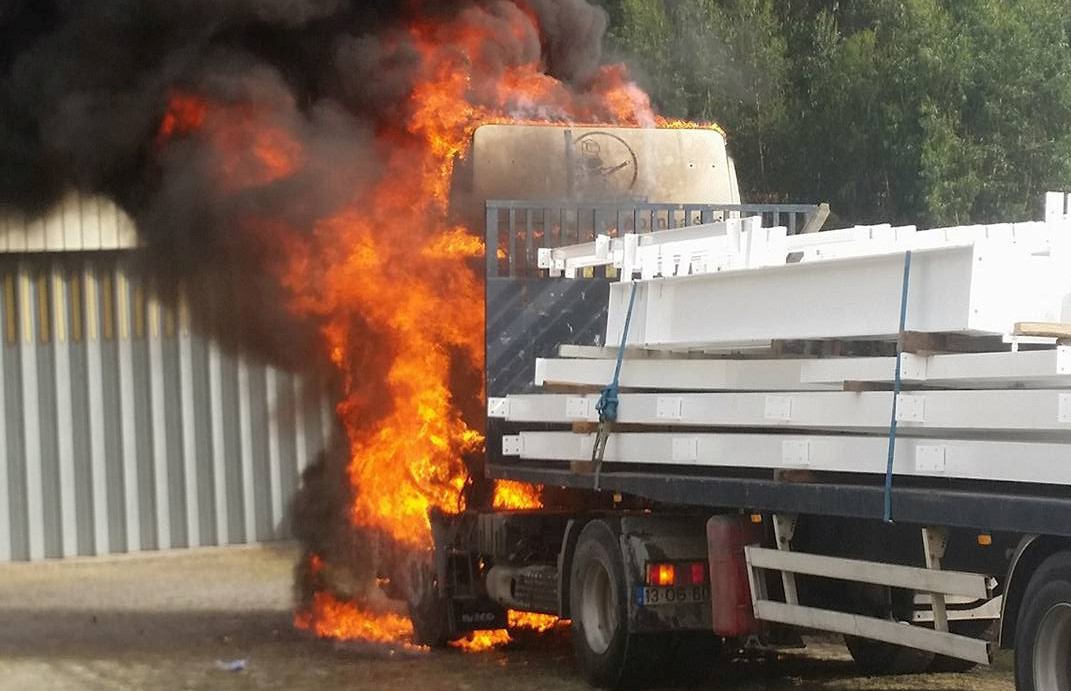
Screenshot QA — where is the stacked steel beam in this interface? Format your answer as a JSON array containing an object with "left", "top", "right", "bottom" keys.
[{"left": 493, "top": 193, "right": 1071, "bottom": 488}]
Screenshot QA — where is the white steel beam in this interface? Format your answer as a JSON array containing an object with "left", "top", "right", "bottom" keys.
[
  {"left": 534, "top": 357, "right": 837, "bottom": 391},
  {"left": 606, "top": 243, "right": 1070, "bottom": 349},
  {"left": 783, "top": 222, "right": 1055, "bottom": 263},
  {"left": 490, "top": 390, "right": 1071, "bottom": 433},
  {"left": 505, "top": 432, "right": 1071, "bottom": 486},
  {"left": 800, "top": 347, "right": 1071, "bottom": 388}
]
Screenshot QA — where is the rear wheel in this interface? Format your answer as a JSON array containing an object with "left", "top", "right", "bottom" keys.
[
  {"left": 844, "top": 584, "right": 934, "bottom": 675},
  {"left": 570, "top": 520, "right": 668, "bottom": 689},
  {"left": 845, "top": 636, "right": 935, "bottom": 676},
  {"left": 927, "top": 620, "right": 994, "bottom": 673},
  {"left": 1014, "top": 551, "right": 1071, "bottom": 691},
  {"left": 407, "top": 562, "right": 456, "bottom": 648}
]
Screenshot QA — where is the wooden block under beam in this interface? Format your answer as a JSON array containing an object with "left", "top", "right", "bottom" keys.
[
  {"left": 570, "top": 460, "right": 596, "bottom": 475},
  {"left": 1015, "top": 322, "right": 1071, "bottom": 339},
  {"left": 899, "top": 331, "right": 949, "bottom": 354},
  {"left": 842, "top": 381, "right": 894, "bottom": 392}
]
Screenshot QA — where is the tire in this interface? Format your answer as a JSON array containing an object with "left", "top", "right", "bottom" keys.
[
  {"left": 569, "top": 520, "right": 669, "bottom": 689},
  {"left": 845, "top": 636, "right": 936, "bottom": 676},
  {"left": 1014, "top": 550, "right": 1071, "bottom": 691},
  {"left": 843, "top": 584, "right": 935, "bottom": 675},
  {"left": 407, "top": 562, "right": 455, "bottom": 648},
  {"left": 927, "top": 620, "right": 994, "bottom": 673},
  {"left": 667, "top": 632, "right": 721, "bottom": 685}
]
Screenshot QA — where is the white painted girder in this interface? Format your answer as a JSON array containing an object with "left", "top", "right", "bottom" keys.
[
  {"left": 535, "top": 357, "right": 838, "bottom": 391},
  {"left": 605, "top": 242, "right": 1071, "bottom": 349},
  {"left": 490, "top": 390, "right": 1071, "bottom": 433},
  {"left": 543, "top": 347, "right": 1071, "bottom": 390},
  {"left": 504, "top": 432, "right": 1071, "bottom": 486},
  {"left": 800, "top": 347, "right": 1071, "bottom": 387}
]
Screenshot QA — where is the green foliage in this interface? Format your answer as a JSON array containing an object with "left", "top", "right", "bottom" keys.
[
  {"left": 606, "top": 0, "right": 790, "bottom": 194},
  {"left": 598, "top": 0, "right": 1071, "bottom": 225}
]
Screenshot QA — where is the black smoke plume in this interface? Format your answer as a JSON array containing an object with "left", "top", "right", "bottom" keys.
[
  {"left": 1, "top": 0, "right": 622, "bottom": 627},
  {"left": 0, "top": 0, "right": 612, "bottom": 364}
]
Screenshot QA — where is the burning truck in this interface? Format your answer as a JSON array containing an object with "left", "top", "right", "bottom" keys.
[
  {"left": 290, "top": 120, "right": 754, "bottom": 653},
  {"left": 6, "top": 2, "right": 1070, "bottom": 691}
]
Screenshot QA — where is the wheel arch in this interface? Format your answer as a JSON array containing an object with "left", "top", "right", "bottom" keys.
[
  {"left": 1000, "top": 535, "right": 1071, "bottom": 648},
  {"left": 559, "top": 516, "right": 616, "bottom": 619}
]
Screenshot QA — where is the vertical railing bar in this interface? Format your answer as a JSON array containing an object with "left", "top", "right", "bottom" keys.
[
  {"left": 525, "top": 209, "right": 533, "bottom": 277},
  {"left": 485, "top": 205, "right": 499, "bottom": 278},
  {"left": 507, "top": 207, "right": 517, "bottom": 278}
]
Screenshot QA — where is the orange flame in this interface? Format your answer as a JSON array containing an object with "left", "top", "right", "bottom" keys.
[
  {"left": 158, "top": 3, "right": 702, "bottom": 650},
  {"left": 451, "top": 611, "right": 565, "bottom": 652},
  {"left": 492, "top": 480, "right": 544, "bottom": 510},
  {"left": 295, "top": 591, "right": 417, "bottom": 647}
]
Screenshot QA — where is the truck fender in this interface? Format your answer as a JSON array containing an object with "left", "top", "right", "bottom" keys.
[
  {"left": 557, "top": 517, "right": 593, "bottom": 619},
  {"left": 999, "top": 534, "right": 1071, "bottom": 648}
]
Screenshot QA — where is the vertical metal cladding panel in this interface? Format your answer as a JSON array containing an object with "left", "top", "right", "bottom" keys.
[{"left": 0, "top": 252, "right": 336, "bottom": 561}]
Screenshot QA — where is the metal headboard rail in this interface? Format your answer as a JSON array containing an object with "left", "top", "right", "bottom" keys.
[{"left": 485, "top": 200, "right": 827, "bottom": 278}]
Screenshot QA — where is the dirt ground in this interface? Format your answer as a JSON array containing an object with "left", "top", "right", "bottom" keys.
[{"left": 0, "top": 545, "right": 1015, "bottom": 691}]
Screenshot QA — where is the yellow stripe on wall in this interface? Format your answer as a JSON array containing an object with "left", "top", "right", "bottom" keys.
[
  {"left": 102, "top": 274, "right": 114, "bottom": 341},
  {"left": 52, "top": 273, "right": 66, "bottom": 344},
  {"left": 133, "top": 284, "right": 144, "bottom": 339},
  {"left": 85, "top": 272, "right": 99, "bottom": 341},
  {"left": 20, "top": 273, "right": 32, "bottom": 344},
  {"left": 3, "top": 274, "right": 15, "bottom": 345},
  {"left": 36, "top": 273, "right": 50, "bottom": 343},
  {"left": 69, "top": 272, "right": 83, "bottom": 343},
  {"left": 117, "top": 274, "right": 130, "bottom": 341}
]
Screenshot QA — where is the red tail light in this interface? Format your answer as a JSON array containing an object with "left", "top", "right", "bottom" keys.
[
  {"left": 646, "top": 563, "right": 676, "bottom": 586},
  {"left": 689, "top": 561, "right": 707, "bottom": 585}
]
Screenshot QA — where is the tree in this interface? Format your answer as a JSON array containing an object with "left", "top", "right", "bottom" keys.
[
  {"left": 605, "top": 0, "right": 790, "bottom": 197},
  {"left": 600, "top": 0, "right": 1071, "bottom": 225}
]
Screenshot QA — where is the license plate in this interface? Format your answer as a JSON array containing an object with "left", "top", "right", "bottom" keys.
[{"left": 639, "top": 585, "right": 710, "bottom": 606}]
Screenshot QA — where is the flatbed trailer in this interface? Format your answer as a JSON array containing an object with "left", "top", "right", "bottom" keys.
[{"left": 408, "top": 194, "right": 1071, "bottom": 691}]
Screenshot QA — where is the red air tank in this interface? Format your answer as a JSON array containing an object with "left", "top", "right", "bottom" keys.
[{"left": 706, "top": 515, "right": 765, "bottom": 637}]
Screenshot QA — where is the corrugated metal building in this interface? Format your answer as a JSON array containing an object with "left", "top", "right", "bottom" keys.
[{"left": 0, "top": 194, "right": 334, "bottom": 561}]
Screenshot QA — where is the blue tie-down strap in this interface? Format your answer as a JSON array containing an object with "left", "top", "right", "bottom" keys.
[
  {"left": 596, "top": 280, "right": 639, "bottom": 425},
  {"left": 884, "top": 250, "right": 913, "bottom": 523},
  {"left": 592, "top": 280, "right": 640, "bottom": 489}
]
